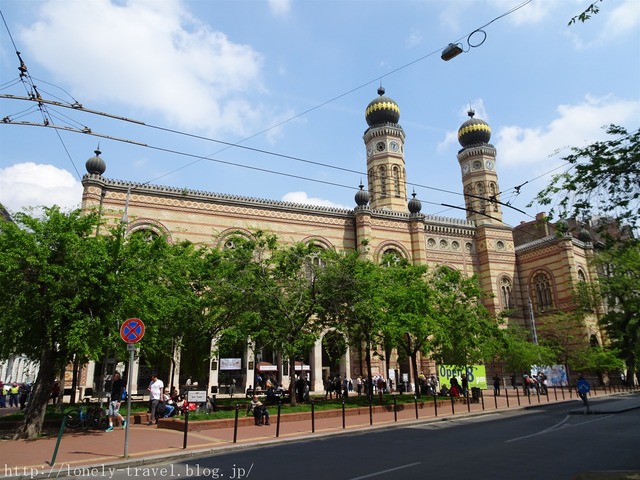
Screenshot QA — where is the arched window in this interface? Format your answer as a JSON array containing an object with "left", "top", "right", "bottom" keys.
[
  {"left": 464, "top": 185, "right": 474, "bottom": 211},
  {"left": 381, "top": 248, "right": 402, "bottom": 266},
  {"left": 304, "top": 248, "right": 326, "bottom": 282},
  {"left": 500, "top": 277, "right": 513, "bottom": 309},
  {"left": 577, "top": 269, "right": 587, "bottom": 283},
  {"left": 489, "top": 182, "right": 498, "bottom": 212},
  {"left": 379, "top": 166, "right": 387, "bottom": 197},
  {"left": 392, "top": 166, "right": 400, "bottom": 197},
  {"left": 533, "top": 272, "right": 553, "bottom": 312},
  {"left": 476, "top": 182, "right": 486, "bottom": 213}
]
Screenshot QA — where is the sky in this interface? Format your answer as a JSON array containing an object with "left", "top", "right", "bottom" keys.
[{"left": 0, "top": 0, "right": 639, "bottom": 228}]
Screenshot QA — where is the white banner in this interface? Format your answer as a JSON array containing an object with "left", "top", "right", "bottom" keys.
[{"left": 219, "top": 358, "right": 242, "bottom": 370}]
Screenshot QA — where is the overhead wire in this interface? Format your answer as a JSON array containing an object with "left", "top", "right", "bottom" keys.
[{"left": 1, "top": 1, "right": 537, "bottom": 220}]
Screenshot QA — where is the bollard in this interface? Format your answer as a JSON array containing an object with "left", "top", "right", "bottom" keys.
[
  {"left": 311, "top": 400, "right": 315, "bottom": 433},
  {"left": 368, "top": 394, "right": 373, "bottom": 426},
  {"left": 536, "top": 388, "right": 541, "bottom": 404},
  {"left": 553, "top": 386, "right": 558, "bottom": 401},
  {"left": 393, "top": 396, "right": 398, "bottom": 422},
  {"left": 49, "top": 411, "right": 68, "bottom": 466},
  {"left": 450, "top": 395, "right": 455, "bottom": 415},
  {"left": 494, "top": 389, "right": 498, "bottom": 409},
  {"left": 414, "top": 395, "right": 419, "bottom": 420},
  {"left": 183, "top": 405, "right": 189, "bottom": 449},
  {"left": 233, "top": 404, "right": 239, "bottom": 443},
  {"left": 561, "top": 385, "right": 565, "bottom": 400},
  {"left": 480, "top": 390, "right": 485, "bottom": 411},
  {"left": 276, "top": 400, "right": 281, "bottom": 438},
  {"left": 342, "top": 398, "right": 346, "bottom": 429},
  {"left": 516, "top": 386, "right": 520, "bottom": 406},
  {"left": 433, "top": 391, "right": 438, "bottom": 417},
  {"left": 466, "top": 391, "right": 471, "bottom": 412},
  {"left": 505, "top": 387, "right": 510, "bottom": 408}
]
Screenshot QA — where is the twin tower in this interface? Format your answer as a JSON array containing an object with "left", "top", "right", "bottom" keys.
[{"left": 361, "top": 87, "right": 502, "bottom": 226}]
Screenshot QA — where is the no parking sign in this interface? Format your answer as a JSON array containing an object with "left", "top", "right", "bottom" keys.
[{"left": 120, "top": 318, "right": 145, "bottom": 343}]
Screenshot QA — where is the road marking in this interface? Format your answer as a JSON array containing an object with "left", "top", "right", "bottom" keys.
[
  {"left": 505, "top": 414, "right": 612, "bottom": 443},
  {"left": 348, "top": 462, "right": 422, "bottom": 480}
]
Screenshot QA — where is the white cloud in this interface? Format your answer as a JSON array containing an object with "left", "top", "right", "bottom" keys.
[
  {"left": 18, "top": 0, "right": 267, "bottom": 136},
  {"left": 406, "top": 28, "right": 423, "bottom": 48},
  {"left": 281, "top": 191, "right": 349, "bottom": 209},
  {"left": 268, "top": 0, "right": 291, "bottom": 16},
  {"left": 496, "top": 95, "right": 640, "bottom": 169},
  {"left": 602, "top": 0, "right": 640, "bottom": 39},
  {"left": 0, "top": 163, "right": 83, "bottom": 213}
]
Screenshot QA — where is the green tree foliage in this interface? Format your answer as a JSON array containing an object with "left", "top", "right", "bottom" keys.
[
  {"left": 0, "top": 207, "right": 112, "bottom": 438},
  {"left": 532, "top": 125, "right": 640, "bottom": 231},
  {"left": 238, "top": 233, "right": 332, "bottom": 406},
  {"left": 317, "top": 250, "right": 387, "bottom": 398},
  {"left": 426, "top": 267, "right": 503, "bottom": 369},
  {"left": 568, "top": 0, "right": 604, "bottom": 25},
  {"left": 498, "top": 325, "right": 556, "bottom": 375},
  {"left": 595, "top": 241, "right": 640, "bottom": 384}
]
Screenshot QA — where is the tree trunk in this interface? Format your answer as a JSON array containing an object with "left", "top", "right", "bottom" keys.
[
  {"left": 288, "top": 358, "right": 297, "bottom": 407},
  {"left": 14, "top": 349, "right": 57, "bottom": 440},
  {"left": 410, "top": 352, "right": 419, "bottom": 398}
]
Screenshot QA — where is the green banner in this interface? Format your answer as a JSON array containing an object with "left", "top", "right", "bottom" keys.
[{"left": 438, "top": 365, "right": 487, "bottom": 389}]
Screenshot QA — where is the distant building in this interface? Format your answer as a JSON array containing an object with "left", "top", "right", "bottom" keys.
[{"left": 78, "top": 88, "right": 601, "bottom": 394}]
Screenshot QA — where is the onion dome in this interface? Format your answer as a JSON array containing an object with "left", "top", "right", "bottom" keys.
[
  {"left": 355, "top": 183, "right": 369, "bottom": 206},
  {"left": 408, "top": 191, "right": 422, "bottom": 214},
  {"left": 458, "top": 109, "right": 491, "bottom": 148},
  {"left": 85, "top": 148, "right": 106, "bottom": 175},
  {"left": 365, "top": 87, "right": 400, "bottom": 126},
  {"left": 578, "top": 225, "right": 592, "bottom": 243}
]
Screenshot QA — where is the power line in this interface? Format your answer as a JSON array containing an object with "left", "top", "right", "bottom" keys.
[{"left": 0, "top": 1, "right": 537, "bottom": 217}]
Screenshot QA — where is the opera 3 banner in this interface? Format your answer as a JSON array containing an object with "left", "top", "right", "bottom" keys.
[{"left": 438, "top": 365, "right": 487, "bottom": 389}]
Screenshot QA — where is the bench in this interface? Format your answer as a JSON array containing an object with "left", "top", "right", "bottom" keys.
[{"left": 245, "top": 388, "right": 290, "bottom": 403}]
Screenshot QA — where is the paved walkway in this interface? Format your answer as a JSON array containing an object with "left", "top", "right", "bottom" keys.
[{"left": 1, "top": 389, "right": 639, "bottom": 480}]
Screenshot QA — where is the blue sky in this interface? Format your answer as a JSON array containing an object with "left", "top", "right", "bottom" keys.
[{"left": 1, "top": 0, "right": 638, "bottom": 227}]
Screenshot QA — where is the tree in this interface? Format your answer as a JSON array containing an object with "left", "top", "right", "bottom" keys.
[
  {"left": 0, "top": 207, "right": 112, "bottom": 438},
  {"left": 498, "top": 325, "right": 557, "bottom": 376},
  {"left": 317, "top": 250, "right": 388, "bottom": 400},
  {"left": 531, "top": 125, "right": 640, "bottom": 231},
  {"left": 240, "top": 233, "right": 331, "bottom": 406},
  {"left": 595, "top": 241, "right": 640, "bottom": 385},
  {"left": 426, "top": 267, "right": 503, "bottom": 371},
  {"left": 381, "top": 261, "right": 438, "bottom": 397}
]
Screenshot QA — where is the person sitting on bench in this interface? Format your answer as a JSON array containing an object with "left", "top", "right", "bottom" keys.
[{"left": 247, "top": 395, "right": 270, "bottom": 426}]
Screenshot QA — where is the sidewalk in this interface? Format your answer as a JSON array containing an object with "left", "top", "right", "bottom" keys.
[{"left": 1, "top": 390, "right": 639, "bottom": 480}]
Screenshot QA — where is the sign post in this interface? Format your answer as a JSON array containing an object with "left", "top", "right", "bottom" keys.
[{"left": 120, "top": 318, "right": 145, "bottom": 458}]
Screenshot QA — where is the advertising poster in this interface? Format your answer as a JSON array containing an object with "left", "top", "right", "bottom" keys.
[{"left": 438, "top": 365, "right": 487, "bottom": 389}]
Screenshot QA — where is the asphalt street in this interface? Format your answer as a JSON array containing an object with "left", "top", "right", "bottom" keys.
[{"left": 96, "top": 395, "right": 640, "bottom": 480}]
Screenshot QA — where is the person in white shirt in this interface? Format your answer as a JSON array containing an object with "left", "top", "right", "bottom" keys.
[{"left": 147, "top": 374, "right": 164, "bottom": 425}]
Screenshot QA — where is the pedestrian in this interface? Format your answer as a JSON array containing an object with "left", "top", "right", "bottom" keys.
[
  {"left": 106, "top": 372, "right": 126, "bottom": 431},
  {"left": 147, "top": 373, "right": 164, "bottom": 425},
  {"left": 18, "top": 383, "right": 30, "bottom": 410},
  {"left": 493, "top": 374, "right": 501, "bottom": 396},
  {"left": 0, "top": 382, "right": 6, "bottom": 408},
  {"left": 50, "top": 381, "right": 60, "bottom": 405},
  {"left": 9, "top": 383, "right": 19, "bottom": 407},
  {"left": 510, "top": 374, "right": 517, "bottom": 390},
  {"left": 461, "top": 374, "right": 469, "bottom": 397},
  {"left": 229, "top": 378, "right": 236, "bottom": 398}
]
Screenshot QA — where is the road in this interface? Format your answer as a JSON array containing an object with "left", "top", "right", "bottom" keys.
[{"left": 89, "top": 397, "right": 640, "bottom": 480}]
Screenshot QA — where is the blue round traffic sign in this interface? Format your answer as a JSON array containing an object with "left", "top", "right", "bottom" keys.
[
  {"left": 577, "top": 378, "right": 590, "bottom": 394},
  {"left": 120, "top": 318, "right": 145, "bottom": 343}
]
